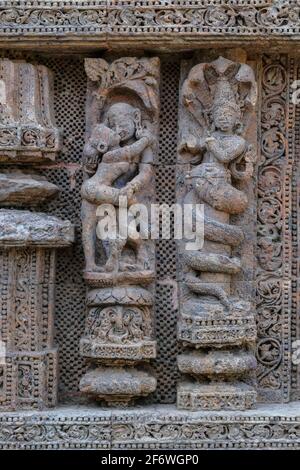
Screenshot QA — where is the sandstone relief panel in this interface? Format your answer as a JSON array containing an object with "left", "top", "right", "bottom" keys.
[
  {"left": 0, "top": 58, "right": 61, "bottom": 163},
  {"left": 256, "top": 55, "right": 295, "bottom": 403},
  {"left": 0, "top": 48, "right": 298, "bottom": 428},
  {"left": 0, "top": 58, "right": 74, "bottom": 411},
  {"left": 176, "top": 54, "right": 258, "bottom": 410},
  {"left": 79, "top": 57, "right": 160, "bottom": 406}
]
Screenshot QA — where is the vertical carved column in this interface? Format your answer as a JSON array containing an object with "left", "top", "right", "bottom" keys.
[
  {"left": 0, "top": 59, "right": 74, "bottom": 410},
  {"left": 79, "top": 57, "right": 159, "bottom": 406},
  {"left": 257, "top": 55, "right": 295, "bottom": 402},
  {"left": 176, "top": 55, "right": 258, "bottom": 410}
]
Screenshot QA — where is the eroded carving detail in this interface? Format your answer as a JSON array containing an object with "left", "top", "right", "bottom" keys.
[
  {"left": 177, "top": 55, "right": 258, "bottom": 410},
  {"left": 80, "top": 57, "right": 160, "bottom": 406},
  {"left": 256, "top": 55, "right": 292, "bottom": 402},
  {"left": 0, "top": 58, "right": 61, "bottom": 162},
  {"left": 0, "top": 59, "right": 74, "bottom": 411},
  {"left": 1, "top": 1, "right": 300, "bottom": 39},
  {"left": 0, "top": 246, "right": 60, "bottom": 410}
]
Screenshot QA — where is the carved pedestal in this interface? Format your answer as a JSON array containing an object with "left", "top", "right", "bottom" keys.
[
  {"left": 79, "top": 57, "right": 160, "bottom": 406},
  {"left": 0, "top": 59, "right": 74, "bottom": 410},
  {"left": 176, "top": 55, "right": 258, "bottom": 410},
  {"left": 79, "top": 287, "right": 156, "bottom": 406}
]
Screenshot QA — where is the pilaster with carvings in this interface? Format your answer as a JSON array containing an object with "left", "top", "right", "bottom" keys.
[
  {"left": 79, "top": 56, "right": 160, "bottom": 406},
  {"left": 176, "top": 53, "right": 258, "bottom": 410},
  {"left": 0, "top": 58, "right": 74, "bottom": 411}
]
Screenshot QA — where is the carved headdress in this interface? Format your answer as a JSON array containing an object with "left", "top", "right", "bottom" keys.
[
  {"left": 85, "top": 57, "right": 160, "bottom": 121},
  {"left": 182, "top": 56, "right": 257, "bottom": 134}
]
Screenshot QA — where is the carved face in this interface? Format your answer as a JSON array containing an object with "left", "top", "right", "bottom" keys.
[
  {"left": 86, "top": 305, "right": 148, "bottom": 343},
  {"left": 213, "top": 105, "right": 239, "bottom": 132},
  {"left": 106, "top": 103, "right": 140, "bottom": 143},
  {"left": 108, "top": 306, "right": 128, "bottom": 341}
]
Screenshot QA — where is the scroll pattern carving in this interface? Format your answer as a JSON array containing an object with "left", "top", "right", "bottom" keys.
[
  {"left": 256, "top": 55, "right": 292, "bottom": 402},
  {"left": 1, "top": 1, "right": 300, "bottom": 37},
  {"left": 0, "top": 248, "right": 58, "bottom": 409},
  {"left": 13, "top": 249, "right": 32, "bottom": 351},
  {"left": 107, "top": 0, "right": 300, "bottom": 31},
  {"left": 0, "top": 411, "right": 300, "bottom": 449},
  {"left": 292, "top": 58, "right": 300, "bottom": 400},
  {"left": 79, "top": 57, "right": 160, "bottom": 406},
  {"left": 176, "top": 55, "right": 258, "bottom": 410}
]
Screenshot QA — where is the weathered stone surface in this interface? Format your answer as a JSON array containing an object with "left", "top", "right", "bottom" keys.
[
  {"left": 177, "top": 382, "right": 257, "bottom": 411},
  {"left": 256, "top": 55, "right": 293, "bottom": 403},
  {"left": 1, "top": 1, "right": 300, "bottom": 51},
  {"left": 86, "top": 287, "right": 153, "bottom": 307},
  {"left": 178, "top": 299, "right": 256, "bottom": 347},
  {"left": 80, "top": 57, "right": 160, "bottom": 405},
  {"left": 81, "top": 57, "right": 159, "bottom": 281},
  {"left": 0, "top": 247, "right": 59, "bottom": 410},
  {"left": 0, "top": 209, "right": 74, "bottom": 247},
  {"left": 176, "top": 55, "right": 258, "bottom": 410},
  {"left": 79, "top": 368, "right": 157, "bottom": 407},
  {"left": 80, "top": 287, "right": 156, "bottom": 362},
  {"left": 0, "top": 58, "right": 61, "bottom": 162},
  {"left": 0, "top": 404, "right": 300, "bottom": 449},
  {"left": 0, "top": 57, "right": 74, "bottom": 412},
  {"left": 0, "top": 171, "right": 59, "bottom": 206},
  {"left": 1, "top": 8, "right": 300, "bottom": 450},
  {"left": 0, "top": 194, "right": 74, "bottom": 412},
  {"left": 178, "top": 350, "right": 257, "bottom": 377}
]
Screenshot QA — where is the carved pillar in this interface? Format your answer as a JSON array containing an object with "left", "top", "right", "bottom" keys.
[
  {"left": 176, "top": 55, "right": 258, "bottom": 410},
  {"left": 79, "top": 57, "right": 159, "bottom": 406},
  {"left": 0, "top": 59, "right": 74, "bottom": 410}
]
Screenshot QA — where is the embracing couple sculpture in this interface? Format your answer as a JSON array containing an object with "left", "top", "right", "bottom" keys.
[{"left": 81, "top": 102, "right": 154, "bottom": 276}]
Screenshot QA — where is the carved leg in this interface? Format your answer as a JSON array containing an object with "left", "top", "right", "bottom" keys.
[
  {"left": 198, "top": 179, "right": 248, "bottom": 215},
  {"left": 81, "top": 200, "right": 99, "bottom": 272},
  {"left": 104, "top": 237, "right": 126, "bottom": 272},
  {"left": 81, "top": 178, "right": 120, "bottom": 206},
  {"left": 136, "top": 241, "right": 151, "bottom": 271},
  {"left": 185, "top": 276, "right": 231, "bottom": 310}
]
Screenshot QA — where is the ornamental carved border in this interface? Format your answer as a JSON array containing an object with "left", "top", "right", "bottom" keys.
[
  {"left": 0, "top": 411, "right": 300, "bottom": 449},
  {"left": 256, "top": 54, "right": 296, "bottom": 403},
  {"left": 1, "top": 1, "right": 300, "bottom": 46}
]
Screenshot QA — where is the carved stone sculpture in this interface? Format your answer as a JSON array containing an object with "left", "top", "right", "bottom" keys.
[
  {"left": 177, "top": 55, "right": 258, "bottom": 410},
  {"left": 0, "top": 59, "right": 74, "bottom": 411},
  {"left": 80, "top": 57, "right": 160, "bottom": 406},
  {"left": 0, "top": 10, "right": 300, "bottom": 449}
]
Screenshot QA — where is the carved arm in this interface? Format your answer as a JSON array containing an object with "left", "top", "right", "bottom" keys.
[
  {"left": 206, "top": 136, "right": 246, "bottom": 163},
  {"left": 103, "top": 134, "right": 153, "bottom": 164},
  {"left": 125, "top": 145, "right": 154, "bottom": 193}
]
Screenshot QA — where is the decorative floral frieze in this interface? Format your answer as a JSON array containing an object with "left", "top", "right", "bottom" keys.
[
  {"left": 1, "top": 1, "right": 300, "bottom": 40},
  {"left": 0, "top": 415, "right": 111, "bottom": 449},
  {"left": 0, "top": 409, "right": 300, "bottom": 449},
  {"left": 256, "top": 54, "right": 293, "bottom": 402}
]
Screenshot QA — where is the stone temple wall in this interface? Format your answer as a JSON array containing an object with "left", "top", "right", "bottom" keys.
[{"left": 0, "top": 0, "right": 300, "bottom": 450}]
